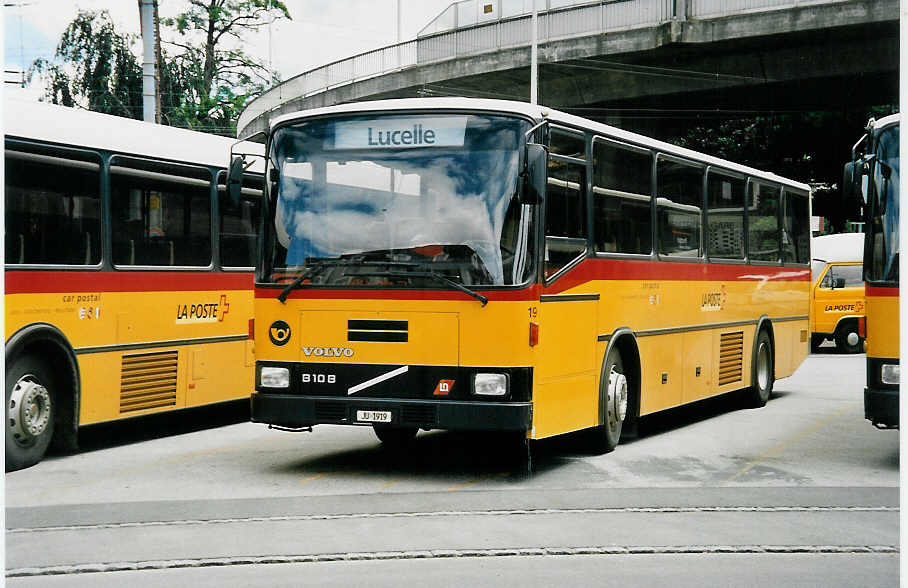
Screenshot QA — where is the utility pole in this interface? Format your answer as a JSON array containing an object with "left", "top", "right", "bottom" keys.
[
  {"left": 153, "top": 0, "right": 162, "bottom": 123},
  {"left": 138, "top": 0, "right": 158, "bottom": 122},
  {"left": 530, "top": 3, "right": 538, "bottom": 104}
]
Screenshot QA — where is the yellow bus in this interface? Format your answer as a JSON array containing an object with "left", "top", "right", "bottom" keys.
[
  {"left": 810, "top": 233, "right": 865, "bottom": 353},
  {"left": 237, "top": 98, "right": 811, "bottom": 461},
  {"left": 844, "top": 114, "right": 899, "bottom": 428},
  {"left": 5, "top": 99, "right": 262, "bottom": 471}
]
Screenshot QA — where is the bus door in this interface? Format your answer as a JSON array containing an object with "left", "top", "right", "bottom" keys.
[{"left": 532, "top": 153, "right": 599, "bottom": 438}]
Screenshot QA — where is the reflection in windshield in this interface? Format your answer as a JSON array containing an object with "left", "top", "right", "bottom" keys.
[
  {"left": 867, "top": 124, "right": 899, "bottom": 283},
  {"left": 267, "top": 114, "right": 533, "bottom": 287}
]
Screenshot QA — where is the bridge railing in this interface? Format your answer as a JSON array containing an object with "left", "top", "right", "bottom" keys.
[{"left": 238, "top": 0, "right": 847, "bottom": 134}]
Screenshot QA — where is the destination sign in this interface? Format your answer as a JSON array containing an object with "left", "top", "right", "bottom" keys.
[{"left": 332, "top": 116, "right": 468, "bottom": 150}]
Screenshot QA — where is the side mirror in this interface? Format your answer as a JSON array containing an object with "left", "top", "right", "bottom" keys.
[
  {"left": 227, "top": 155, "right": 245, "bottom": 206},
  {"left": 520, "top": 143, "right": 547, "bottom": 205},
  {"left": 842, "top": 161, "right": 862, "bottom": 201},
  {"left": 833, "top": 277, "right": 846, "bottom": 289}
]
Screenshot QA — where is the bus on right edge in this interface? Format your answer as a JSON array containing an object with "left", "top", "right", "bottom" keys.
[{"left": 846, "top": 114, "right": 899, "bottom": 429}]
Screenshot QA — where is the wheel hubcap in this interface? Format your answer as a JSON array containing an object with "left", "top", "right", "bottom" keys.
[
  {"left": 757, "top": 343, "right": 770, "bottom": 391},
  {"left": 9, "top": 374, "right": 51, "bottom": 445},
  {"left": 608, "top": 367, "right": 628, "bottom": 425},
  {"left": 846, "top": 331, "right": 860, "bottom": 347}
]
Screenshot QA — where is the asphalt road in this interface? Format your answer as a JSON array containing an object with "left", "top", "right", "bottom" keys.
[{"left": 5, "top": 351, "right": 900, "bottom": 586}]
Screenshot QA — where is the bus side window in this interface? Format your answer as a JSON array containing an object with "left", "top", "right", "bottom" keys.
[
  {"left": 781, "top": 190, "right": 810, "bottom": 264},
  {"left": 706, "top": 171, "right": 745, "bottom": 259},
  {"left": 747, "top": 182, "right": 780, "bottom": 262},
  {"left": 657, "top": 157, "right": 703, "bottom": 258},
  {"left": 592, "top": 138, "right": 652, "bottom": 255},
  {"left": 111, "top": 160, "right": 212, "bottom": 267},
  {"left": 544, "top": 158, "right": 587, "bottom": 278},
  {"left": 4, "top": 150, "right": 102, "bottom": 266},
  {"left": 218, "top": 171, "right": 263, "bottom": 269}
]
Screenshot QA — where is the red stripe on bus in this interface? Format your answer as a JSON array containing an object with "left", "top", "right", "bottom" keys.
[
  {"left": 262, "top": 258, "right": 809, "bottom": 301},
  {"left": 866, "top": 285, "right": 900, "bottom": 297},
  {"left": 543, "top": 258, "right": 809, "bottom": 293},
  {"left": 5, "top": 271, "right": 254, "bottom": 294}
]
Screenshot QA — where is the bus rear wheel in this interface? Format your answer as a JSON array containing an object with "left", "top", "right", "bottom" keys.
[
  {"left": 592, "top": 348, "right": 628, "bottom": 454},
  {"left": 372, "top": 425, "right": 418, "bottom": 448},
  {"left": 746, "top": 330, "right": 774, "bottom": 408},
  {"left": 6, "top": 355, "right": 55, "bottom": 472}
]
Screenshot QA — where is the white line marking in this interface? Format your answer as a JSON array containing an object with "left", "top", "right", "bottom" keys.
[{"left": 348, "top": 365, "right": 409, "bottom": 395}]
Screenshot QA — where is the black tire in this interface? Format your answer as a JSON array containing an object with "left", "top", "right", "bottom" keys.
[
  {"left": 511, "top": 432, "right": 533, "bottom": 478},
  {"left": 6, "top": 355, "right": 56, "bottom": 472},
  {"left": 810, "top": 334, "right": 825, "bottom": 353},
  {"left": 591, "top": 347, "right": 629, "bottom": 454},
  {"left": 747, "top": 330, "right": 774, "bottom": 408},
  {"left": 372, "top": 425, "right": 418, "bottom": 448},
  {"left": 834, "top": 322, "right": 863, "bottom": 354}
]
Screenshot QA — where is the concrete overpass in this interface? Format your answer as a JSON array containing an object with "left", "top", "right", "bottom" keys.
[{"left": 237, "top": 0, "right": 898, "bottom": 139}]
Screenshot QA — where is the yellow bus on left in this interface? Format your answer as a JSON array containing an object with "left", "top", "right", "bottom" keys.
[{"left": 4, "top": 99, "right": 263, "bottom": 471}]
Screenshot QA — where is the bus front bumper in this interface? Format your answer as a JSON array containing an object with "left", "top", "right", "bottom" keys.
[{"left": 251, "top": 393, "right": 533, "bottom": 432}]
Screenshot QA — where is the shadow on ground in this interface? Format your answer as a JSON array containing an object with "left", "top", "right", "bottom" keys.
[
  {"left": 263, "top": 390, "right": 764, "bottom": 481},
  {"left": 68, "top": 399, "right": 250, "bottom": 454}
]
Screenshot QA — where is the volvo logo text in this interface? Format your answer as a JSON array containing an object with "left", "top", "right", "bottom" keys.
[
  {"left": 302, "top": 346, "right": 354, "bottom": 358},
  {"left": 269, "top": 320, "right": 291, "bottom": 346}
]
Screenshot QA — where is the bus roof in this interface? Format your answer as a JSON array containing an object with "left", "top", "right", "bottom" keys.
[
  {"left": 4, "top": 97, "right": 262, "bottom": 171},
  {"left": 811, "top": 233, "right": 864, "bottom": 263},
  {"left": 267, "top": 97, "right": 812, "bottom": 192},
  {"left": 872, "top": 113, "right": 900, "bottom": 131}
]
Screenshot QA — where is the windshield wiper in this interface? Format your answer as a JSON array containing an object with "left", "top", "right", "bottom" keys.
[
  {"left": 277, "top": 258, "right": 422, "bottom": 303},
  {"left": 277, "top": 260, "right": 336, "bottom": 303},
  {"left": 350, "top": 270, "right": 488, "bottom": 307}
]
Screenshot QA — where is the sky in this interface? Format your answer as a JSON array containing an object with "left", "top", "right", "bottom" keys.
[{"left": 3, "top": 0, "right": 455, "bottom": 99}]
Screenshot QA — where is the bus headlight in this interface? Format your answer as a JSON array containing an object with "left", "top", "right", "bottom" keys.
[
  {"left": 474, "top": 373, "right": 508, "bottom": 397},
  {"left": 880, "top": 364, "right": 900, "bottom": 385},
  {"left": 260, "top": 367, "right": 290, "bottom": 388}
]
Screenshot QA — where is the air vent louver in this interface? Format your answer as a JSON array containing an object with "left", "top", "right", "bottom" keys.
[
  {"left": 348, "top": 319, "right": 408, "bottom": 342},
  {"left": 719, "top": 332, "right": 744, "bottom": 386},
  {"left": 120, "top": 351, "right": 178, "bottom": 413}
]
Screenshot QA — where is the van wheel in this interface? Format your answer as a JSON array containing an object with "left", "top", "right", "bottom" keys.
[
  {"left": 6, "top": 355, "right": 55, "bottom": 472},
  {"left": 835, "top": 323, "right": 863, "bottom": 354},
  {"left": 746, "top": 330, "right": 774, "bottom": 408},
  {"left": 592, "top": 348, "right": 628, "bottom": 454}
]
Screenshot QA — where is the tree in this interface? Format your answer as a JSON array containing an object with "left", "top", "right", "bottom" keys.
[
  {"left": 30, "top": 1, "right": 291, "bottom": 136},
  {"left": 30, "top": 10, "right": 143, "bottom": 119},
  {"left": 163, "top": 0, "right": 291, "bottom": 135}
]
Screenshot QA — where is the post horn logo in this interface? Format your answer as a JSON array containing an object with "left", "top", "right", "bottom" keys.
[{"left": 269, "top": 320, "right": 291, "bottom": 346}]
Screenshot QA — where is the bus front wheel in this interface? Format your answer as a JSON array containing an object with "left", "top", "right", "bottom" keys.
[
  {"left": 593, "top": 348, "right": 628, "bottom": 454},
  {"left": 747, "top": 330, "right": 774, "bottom": 408},
  {"left": 6, "top": 355, "right": 55, "bottom": 472}
]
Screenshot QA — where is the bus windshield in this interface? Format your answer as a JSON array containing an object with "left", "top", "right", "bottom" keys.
[
  {"left": 865, "top": 123, "right": 899, "bottom": 284},
  {"left": 267, "top": 113, "right": 534, "bottom": 288}
]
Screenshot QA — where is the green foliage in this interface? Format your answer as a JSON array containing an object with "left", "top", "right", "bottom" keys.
[
  {"left": 31, "top": 1, "right": 291, "bottom": 136},
  {"left": 30, "top": 10, "right": 142, "bottom": 119},
  {"left": 162, "top": 0, "right": 291, "bottom": 135}
]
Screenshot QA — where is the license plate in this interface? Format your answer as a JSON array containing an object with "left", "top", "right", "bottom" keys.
[{"left": 356, "top": 410, "right": 392, "bottom": 423}]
